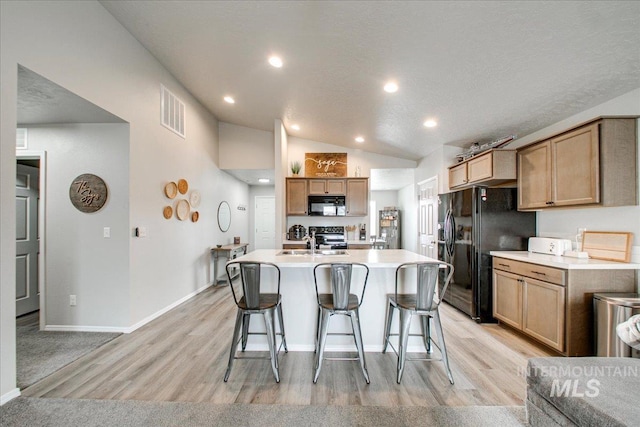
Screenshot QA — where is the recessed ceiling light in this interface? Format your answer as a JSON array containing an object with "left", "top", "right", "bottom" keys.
[
  {"left": 423, "top": 119, "right": 437, "bottom": 128},
  {"left": 258, "top": 178, "right": 270, "bottom": 183},
  {"left": 384, "top": 81, "right": 398, "bottom": 93},
  {"left": 268, "top": 56, "right": 283, "bottom": 68},
  {"left": 355, "top": 136, "right": 365, "bottom": 143},
  {"left": 291, "top": 124, "right": 300, "bottom": 131},
  {"left": 223, "top": 96, "right": 235, "bottom": 104}
]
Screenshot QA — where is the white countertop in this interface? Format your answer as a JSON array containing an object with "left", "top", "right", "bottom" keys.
[
  {"left": 490, "top": 251, "right": 640, "bottom": 270},
  {"left": 234, "top": 249, "right": 438, "bottom": 268}
]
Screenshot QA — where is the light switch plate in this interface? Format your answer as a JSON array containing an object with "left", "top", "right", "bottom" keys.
[{"left": 103, "top": 227, "right": 110, "bottom": 238}]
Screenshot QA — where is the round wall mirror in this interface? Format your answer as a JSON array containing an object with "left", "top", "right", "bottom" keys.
[{"left": 217, "top": 201, "right": 231, "bottom": 232}]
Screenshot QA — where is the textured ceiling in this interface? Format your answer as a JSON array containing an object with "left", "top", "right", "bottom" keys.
[
  {"left": 99, "top": 1, "right": 640, "bottom": 161},
  {"left": 17, "top": 66, "right": 125, "bottom": 125}
]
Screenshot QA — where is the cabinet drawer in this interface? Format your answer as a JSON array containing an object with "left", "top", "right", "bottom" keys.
[{"left": 493, "top": 257, "right": 565, "bottom": 286}]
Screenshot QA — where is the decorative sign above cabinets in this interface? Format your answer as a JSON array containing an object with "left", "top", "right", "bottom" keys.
[
  {"left": 305, "top": 152, "right": 347, "bottom": 177},
  {"left": 69, "top": 173, "right": 108, "bottom": 213}
]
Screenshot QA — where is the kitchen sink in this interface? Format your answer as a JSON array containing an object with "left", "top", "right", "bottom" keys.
[{"left": 277, "top": 249, "right": 349, "bottom": 256}]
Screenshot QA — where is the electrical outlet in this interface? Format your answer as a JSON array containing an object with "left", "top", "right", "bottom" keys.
[
  {"left": 104, "top": 227, "right": 110, "bottom": 238},
  {"left": 70, "top": 295, "right": 77, "bottom": 306}
]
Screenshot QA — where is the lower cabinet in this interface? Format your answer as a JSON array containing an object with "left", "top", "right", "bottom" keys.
[
  {"left": 522, "top": 277, "right": 565, "bottom": 351},
  {"left": 493, "top": 256, "right": 635, "bottom": 356}
]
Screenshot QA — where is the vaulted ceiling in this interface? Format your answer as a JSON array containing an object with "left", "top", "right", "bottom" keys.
[{"left": 99, "top": 1, "right": 640, "bottom": 162}]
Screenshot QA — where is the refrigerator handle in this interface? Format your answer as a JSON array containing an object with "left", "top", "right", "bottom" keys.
[{"left": 448, "top": 212, "right": 456, "bottom": 256}]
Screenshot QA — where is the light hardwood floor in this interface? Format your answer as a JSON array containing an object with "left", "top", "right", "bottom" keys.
[{"left": 23, "top": 285, "right": 554, "bottom": 406}]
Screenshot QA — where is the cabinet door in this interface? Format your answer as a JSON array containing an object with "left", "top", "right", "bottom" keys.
[
  {"left": 551, "top": 123, "right": 600, "bottom": 206},
  {"left": 449, "top": 163, "right": 468, "bottom": 188},
  {"left": 346, "top": 179, "right": 368, "bottom": 216},
  {"left": 518, "top": 141, "right": 552, "bottom": 210},
  {"left": 523, "top": 277, "right": 565, "bottom": 352},
  {"left": 467, "top": 152, "right": 493, "bottom": 183},
  {"left": 286, "top": 179, "right": 308, "bottom": 215},
  {"left": 308, "top": 179, "right": 327, "bottom": 195},
  {"left": 326, "top": 179, "right": 345, "bottom": 194},
  {"left": 492, "top": 270, "right": 523, "bottom": 329}
]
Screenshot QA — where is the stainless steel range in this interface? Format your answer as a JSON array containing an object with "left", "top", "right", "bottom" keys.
[{"left": 308, "top": 226, "right": 347, "bottom": 249}]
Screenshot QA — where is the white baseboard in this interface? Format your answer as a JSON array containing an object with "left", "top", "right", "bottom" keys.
[
  {"left": 44, "top": 325, "right": 129, "bottom": 333},
  {"left": 43, "top": 283, "right": 213, "bottom": 334},
  {"left": 0, "top": 388, "right": 21, "bottom": 406}
]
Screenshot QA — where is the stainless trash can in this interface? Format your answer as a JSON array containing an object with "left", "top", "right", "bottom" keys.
[{"left": 594, "top": 293, "right": 640, "bottom": 358}]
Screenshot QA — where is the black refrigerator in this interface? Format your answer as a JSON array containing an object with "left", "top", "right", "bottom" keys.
[{"left": 438, "top": 187, "right": 536, "bottom": 323}]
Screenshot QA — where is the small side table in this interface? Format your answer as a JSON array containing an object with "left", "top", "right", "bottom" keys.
[{"left": 210, "top": 243, "right": 248, "bottom": 286}]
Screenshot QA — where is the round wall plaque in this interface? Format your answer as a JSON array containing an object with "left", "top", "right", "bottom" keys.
[{"left": 69, "top": 173, "right": 108, "bottom": 213}]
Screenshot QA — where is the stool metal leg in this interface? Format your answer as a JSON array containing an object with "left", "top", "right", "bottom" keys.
[
  {"left": 421, "top": 315, "right": 432, "bottom": 353},
  {"left": 224, "top": 309, "right": 244, "bottom": 382},
  {"left": 313, "top": 309, "right": 331, "bottom": 383},
  {"left": 314, "top": 306, "right": 321, "bottom": 354},
  {"left": 241, "top": 313, "right": 251, "bottom": 351},
  {"left": 382, "top": 300, "right": 394, "bottom": 353},
  {"left": 397, "top": 308, "right": 412, "bottom": 384},
  {"left": 263, "top": 309, "right": 280, "bottom": 383},
  {"left": 277, "top": 302, "right": 288, "bottom": 353},
  {"left": 350, "top": 309, "right": 370, "bottom": 384},
  {"left": 433, "top": 310, "right": 454, "bottom": 384}
]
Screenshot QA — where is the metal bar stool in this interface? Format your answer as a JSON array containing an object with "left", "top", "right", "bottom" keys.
[
  {"left": 313, "top": 262, "right": 370, "bottom": 384},
  {"left": 382, "top": 261, "right": 454, "bottom": 384},
  {"left": 224, "top": 261, "right": 287, "bottom": 383}
]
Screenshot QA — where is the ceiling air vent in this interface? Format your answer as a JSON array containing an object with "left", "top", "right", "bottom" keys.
[{"left": 161, "top": 85, "right": 185, "bottom": 138}]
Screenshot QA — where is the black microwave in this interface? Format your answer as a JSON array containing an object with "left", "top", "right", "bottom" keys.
[{"left": 308, "top": 195, "right": 346, "bottom": 216}]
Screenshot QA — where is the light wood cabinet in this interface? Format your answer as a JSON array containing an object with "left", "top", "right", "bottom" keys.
[
  {"left": 523, "top": 277, "right": 565, "bottom": 351},
  {"left": 286, "top": 177, "right": 369, "bottom": 217},
  {"left": 448, "top": 150, "right": 516, "bottom": 190},
  {"left": 346, "top": 178, "right": 368, "bottom": 216},
  {"left": 493, "top": 256, "right": 635, "bottom": 356},
  {"left": 308, "top": 179, "right": 345, "bottom": 195},
  {"left": 518, "top": 118, "right": 637, "bottom": 210},
  {"left": 493, "top": 270, "right": 523, "bottom": 330},
  {"left": 286, "top": 178, "right": 307, "bottom": 216}
]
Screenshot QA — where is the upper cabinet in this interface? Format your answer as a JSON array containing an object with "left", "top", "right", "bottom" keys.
[
  {"left": 346, "top": 178, "right": 368, "bottom": 216},
  {"left": 448, "top": 150, "right": 516, "bottom": 190},
  {"left": 286, "top": 177, "right": 369, "bottom": 216},
  {"left": 518, "top": 118, "right": 637, "bottom": 211},
  {"left": 308, "top": 179, "right": 346, "bottom": 195},
  {"left": 286, "top": 178, "right": 308, "bottom": 215}
]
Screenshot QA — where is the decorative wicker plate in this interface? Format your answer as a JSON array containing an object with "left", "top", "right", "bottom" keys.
[
  {"left": 177, "top": 179, "right": 189, "bottom": 194},
  {"left": 176, "top": 199, "right": 190, "bottom": 220},
  {"left": 191, "top": 211, "right": 199, "bottom": 222},
  {"left": 164, "top": 182, "right": 178, "bottom": 199},
  {"left": 189, "top": 190, "right": 201, "bottom": 208},
  {"left": 163, "top": 205, "right": 173, "bottom": 219}
]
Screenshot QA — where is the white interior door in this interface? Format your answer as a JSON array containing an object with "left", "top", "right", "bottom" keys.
[
  {"left": 418, "top": 177, "right": 438, "bottom": 259},
  {"left": 16, "top": 164, "right": 40, "bottom": 316},
  {"left": 254, "top": 196, "right": 275, "bottom": 249}
]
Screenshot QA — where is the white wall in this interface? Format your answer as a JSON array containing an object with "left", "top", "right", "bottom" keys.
[
  {"left": 1, "top": 1, "right": 249, "bottom": 401},
  {"left": 398, "top": 184, "right": 417, "bottom": 252},
  {"left": 26, "top": 124, "right": 130, "bottom": 327},
  {"left": 288, "top": 136, "right": 416, "bottom": 178},
  {"left": 219, "top": 122, "right": 274, "bottom": 169}
]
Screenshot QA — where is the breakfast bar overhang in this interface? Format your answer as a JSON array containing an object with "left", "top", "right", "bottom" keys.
[{"left": 225, "top": 249, "right": 443, "bottom": 352}]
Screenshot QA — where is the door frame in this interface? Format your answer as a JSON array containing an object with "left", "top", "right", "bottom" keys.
[{"left": 16, "top": 150, "right": 46, "bottom": 330}]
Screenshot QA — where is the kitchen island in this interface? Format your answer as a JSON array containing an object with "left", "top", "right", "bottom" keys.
[{"left": 227, "top": 249, "right": 440, "bottom": 352}]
